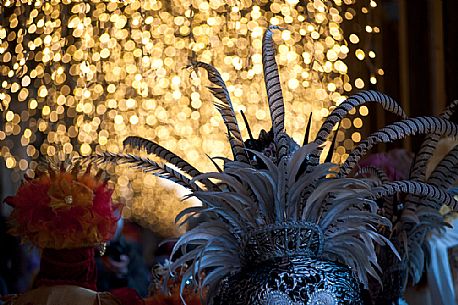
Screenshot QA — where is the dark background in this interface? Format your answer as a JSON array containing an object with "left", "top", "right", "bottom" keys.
[
  {"left": 358, "top": 0, "right": 458, "bottom": 152},
  {"left": 2, "top": 0, "right": 458, "bottom": 200}
]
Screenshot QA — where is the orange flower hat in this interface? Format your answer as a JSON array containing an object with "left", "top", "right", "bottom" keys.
[{"left": 4, "top": 163, "right": 121, "bottom": 249}]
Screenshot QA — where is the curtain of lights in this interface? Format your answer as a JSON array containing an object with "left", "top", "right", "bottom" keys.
[{"left": 0, "top": 0, "right": 380, "bottom": 234}]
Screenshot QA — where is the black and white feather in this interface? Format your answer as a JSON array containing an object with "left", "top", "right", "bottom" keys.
[
  {"left": 190, "top": 61, "right": 249, "bottom": 163},
  {"left": 86, "top": 27, "right": 458, "bottom": 305}
]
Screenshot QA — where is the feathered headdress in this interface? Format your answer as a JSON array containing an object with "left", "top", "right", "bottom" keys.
[
  {"left": 354, "top": 100, "right": 458, "bottom": 302},
  {"left": 88, "top": 27, "right": 458, "bottom": 304},
  {"left": 4, "top": 160, "right": 121, "bottom": 249}
]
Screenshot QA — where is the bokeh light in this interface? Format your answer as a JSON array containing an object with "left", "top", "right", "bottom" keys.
[{"left": 0, "top": 0, "right": 380, "bottom": 234}]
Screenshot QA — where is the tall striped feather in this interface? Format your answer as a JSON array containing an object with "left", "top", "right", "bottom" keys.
[
  {"left": 371, "top": 181, "right": 457, "bottom": 210},
  {"left": 191, "top": 61, "right": 248, "bottom": 163},
  {"left": 83, "top": 152, "right": 201, "bottom": 192},
  {"left": 403, "top": 101, "right": 458, "bottom": 227},
  {"left": 339, "top": 117, "right": 458, "bottom": 177},
  {"left": 262, "top": 26, "right": 288, "bottom": 160},
  {"left": 311, "top": 91, "right": 407, "bottom": 164},
  {"left": 123, "top": 136, "right": 219, "bottom": 190},
  {"left": 124, "top": 136, "right": 201, "bottom": 177},
  {"left": 428, "top": 144, "right": 458, "bottom": 189},
  {"left": 410, "top": 99, "right": 458, "bottom": 180}
]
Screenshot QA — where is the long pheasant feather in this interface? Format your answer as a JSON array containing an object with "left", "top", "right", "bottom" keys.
[
  {"left": 310, "top": 91, "right": 407, "bottom": 164},
  {"left": 410, "top": 99, "right": 458, "bottom": 180},
  {"left": 124, "top": 136, "right": 201, "bottom": 177},
  {"left": 262, "top": 26, "right": 288, "bottom": 160},
  {"left": 83, "top": 152, "right": 201, "bottom": 192},
  {"left": 315, "top": 90, "right": 407, "bottom": 147},
  {"left": 371, "top": 180, "right": 457, "bottom": 210},
  {"left": 339, "top": 117, "right": 458, "bottom": 177},
  {"left": 123, "top": 136, "right": 219, "bottom": 190},
  {"left": 191, "top": 61, "right": 248, "bottom": 163},
  {"left": 428, "top": 144, "right": 458, "bottom": 189}
]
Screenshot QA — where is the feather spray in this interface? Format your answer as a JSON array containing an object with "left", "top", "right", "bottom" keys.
[{"left": 88, "top": 27, "right": 458, "bottom": 304}]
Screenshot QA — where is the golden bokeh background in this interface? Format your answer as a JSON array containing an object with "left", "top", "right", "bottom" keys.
[{"left": 0, "top": 0, "right": 379, "bottom": 235}]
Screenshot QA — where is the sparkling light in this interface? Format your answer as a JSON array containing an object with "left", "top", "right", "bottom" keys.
[{"left": 0, "top": 0, "right": 381, "bottom": 234}]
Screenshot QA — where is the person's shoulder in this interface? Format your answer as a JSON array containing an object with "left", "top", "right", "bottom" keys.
[
  {"left": 0, "top": 286, "right": 140, "bottom": 305},
  {"left": 2, "top": 285, "right": 104, "bottom": 305}
]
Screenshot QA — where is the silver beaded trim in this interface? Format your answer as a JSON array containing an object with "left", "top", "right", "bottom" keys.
[
  {"left": 261, "top": 290, "right": 304, "bottom": 305},
  {"left": 307, "top": 289, "right": 338, "bottom": 305}
]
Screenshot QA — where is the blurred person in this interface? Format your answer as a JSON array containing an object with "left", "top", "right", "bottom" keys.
[
  {"left": 0, "top": 215, "right": 24, "bottom": 295},
  {"left": 1, "top": 162, "right": 126, "bottom": 305},
  {"left": 96, "top": 219, "right": 150, "bottom": 297}
]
